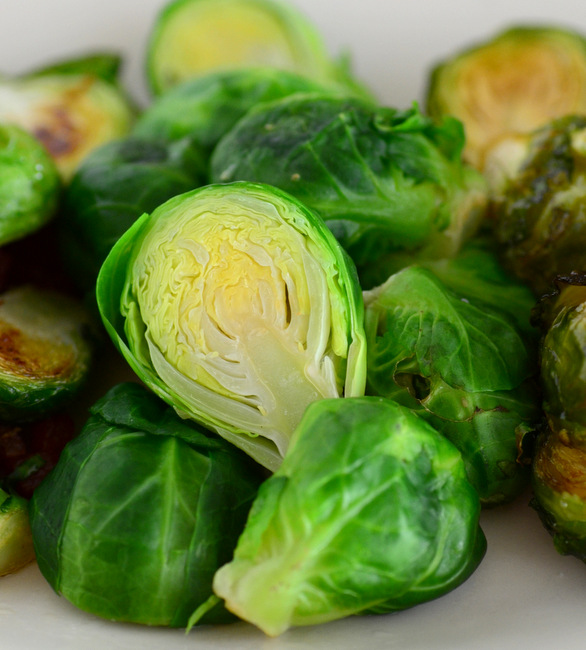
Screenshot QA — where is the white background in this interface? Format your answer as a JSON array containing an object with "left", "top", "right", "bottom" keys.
[{"left": 1, "top": 1, "right": 586, "bottom": 649}]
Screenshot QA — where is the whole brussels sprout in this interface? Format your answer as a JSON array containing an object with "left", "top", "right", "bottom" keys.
[
  {"left": 97, "top": 181, "right": 366, "bottom": 470},
  {"left": 210, "top": 96, "right": 487, "bottom": 288},
  {"left": 363, "top": 260, "right": 540, "bottom": 506},
  {"left": 29, "top": 382, "right": 264, "bottom": 627},
  {"left": 207, "top": 397, "right": 486, "bottom": 637},
  {"left": 0, "top": 124, "right": 60, "bottom": 246}
]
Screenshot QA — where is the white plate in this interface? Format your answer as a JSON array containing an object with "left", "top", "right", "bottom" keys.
[{"left": 2, "top": 1, "right": 586, "bottom": 648}]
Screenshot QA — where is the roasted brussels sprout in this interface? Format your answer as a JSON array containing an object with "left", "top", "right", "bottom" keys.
[
  {"left": 490, "top": 114, "right": 586, "bottom": 296},
  {"left": 363, "top": 261, "right": 540, "bottom": 506},
  {"left": 206, "top": 397, "right": 486, "bottom": 637},
  {"left": 211, "top": 96, "right": 487, "bottom": 288},
  {"left": 0, "top": 487, "right": 34, "bottom": 576},
  {"left": 146, "top": 0, "right": 370, "bottom": 97},
  {"left": 426, "top": 25, "right": 586, "bottom": 171},
  {"left": 97, "top": 182, "right": 366, "bottom": 470},
  {"left": 29, "top": 382, "right": 264, "bottom": 626},
  {"left": 529, "top": 274, "right": 586, "bottom": 560},
  {"left": 0, "top": 55, "right": 135, "bottom": 180},
  {"left": 0, "top": 286, "right": 94, "bottom": 422},
  {"left": 133, "top": 66, "right": 337, "bottom": 157},
  {"left": 0, "top": 123, "right": 61, "bottom": 246},
  {"left": 60, "top": 135, "right": 206, "bottom": 293}
]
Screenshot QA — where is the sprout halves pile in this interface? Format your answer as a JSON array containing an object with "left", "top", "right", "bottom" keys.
[{"left": 0, "top": 0, "right": 585, "bottom": 639}]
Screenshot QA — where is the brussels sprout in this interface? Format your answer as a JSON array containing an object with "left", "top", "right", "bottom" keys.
[
  {"left": 0, "top": 123, "right": 61, "bottom": 246},
  {"left": 133, "top": 66, "right": 339, "bottom": 157},
  {"left": 29, "top": 382, "right": 264, "bottom": 626},
  {"left": 210, "top": 96, "right": 487, "bottom": 288},
  {"left": 363, "top": 263, "right": 541, "bottom": 505},
  {"left": 529, "top": 274, "right": 586, "bottom": 560},
  {"left": 0, "top": 286, "right": 94, "bottom": 422},
  {"left": 426, "top": 26, "right": 586, "bottom": 171},
  {"left": 146, "top": 0, "right": 370, "bottom": 97},
  {"left": 205, "top": 397, "right": 486, "bottom": 637},
  {"left": 0, "top": 58, "right": 135, "bottom": 180},
  {"left": 59, "top": 135, "right": 206, "bottom": 294},
  {"left": 97, "top": 182, "right": 366, "bottom": 470},
  {"left": 490, "top": 115, "right": 586, "bottom": 296},
  {"left": 0, "top": 487, "right": 34, "bottom": 576}
]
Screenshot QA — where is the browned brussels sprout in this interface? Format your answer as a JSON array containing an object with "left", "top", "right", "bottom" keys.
[
  {"left": 530, "top": 274, "right": 586, "bottom": 561},
  {"left": 426, "top": 26, "right": 586, "bottom": 172},
  {"left": 0, "top": 286, "right": 94, "bottom": 422},
  {"left": 490, "top": 115, "right": 586, "bottom": 296},
  {"left": 0, "top": 54, "right": 135, "bottom": 180}
]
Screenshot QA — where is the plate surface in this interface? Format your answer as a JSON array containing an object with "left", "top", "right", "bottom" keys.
[{"left": 1, "top": 1, "right": 586, "bottom": 648}]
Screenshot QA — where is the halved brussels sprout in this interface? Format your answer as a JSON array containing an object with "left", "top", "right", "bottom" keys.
[
  {"left": 97, "top": 182, "right": 366, "bottom": 470},
  {"left": 207, "top": 397, "right": 486, "bottom": 636},
  {"left": 60, "top": 135, "right": 206, "bottom": 294},
  {"left": 145, "top": 0, "right": 370, "bottom": 97},
  {"left": 363, "top": 263, "right": 540, "bottom": 505},
  {"left": 29, "top": 382, "right": 264, "bottom": 626},
  {"left": 133, "top": 66, "right": 339, "bottom": 156},
  {"left": 210, "top": 96, "right": 487, "bottom": 288},
  {"left": 0, "top": 123, "right": 60, "bottom": 246},
  {"left": 0, "top": 58, "right": 135, "bottom": 180},
  {"left": 490, "top": 115, "right": 586, "bottom": 296},
  {"left": 0, "top": 286, "right": 94, "bottom": 421},
  {"left": 426, "top": 26, "right": 586, "bottom": 171},
  {"left": 529, "top": 274, "right": 586, "bottom": 560},
  {"left": 0, "top": 487, "right": 34, "bottom": 576}
]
